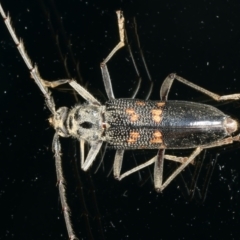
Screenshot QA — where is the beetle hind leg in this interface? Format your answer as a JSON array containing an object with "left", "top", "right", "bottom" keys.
[
  {"left": 160, "top": 73, "right": 240, "bottom": 101},
  {"left": 155, "top": 147, "right": 203, "bottom": 192}
]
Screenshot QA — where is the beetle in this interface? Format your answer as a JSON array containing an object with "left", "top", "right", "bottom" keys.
[{"left": 1, "top": 4, "right": 240, "bottom": 239}]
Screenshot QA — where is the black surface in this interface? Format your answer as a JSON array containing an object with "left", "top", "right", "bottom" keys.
[{"left": 1, "top": 0, "right": 240, "bottom": 239}]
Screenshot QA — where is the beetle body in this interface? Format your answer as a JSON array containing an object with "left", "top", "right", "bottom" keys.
[
  {"left": 105, "top": 99, "right": 238, "bottom": 149},
  {"left": 53, "top": 98, "right": 238, "bottom": 150}
]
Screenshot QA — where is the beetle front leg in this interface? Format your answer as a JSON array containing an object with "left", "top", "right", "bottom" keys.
[
  {"left": 81, "top": 141, "right": 103, "bottom": 171},
  {"left": 41, "top": 78, "right": 101, "bottom": 105}
]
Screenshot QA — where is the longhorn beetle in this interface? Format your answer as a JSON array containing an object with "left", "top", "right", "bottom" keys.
[{"left": 1, "top": 3, "right": 240, "bottom": 239}]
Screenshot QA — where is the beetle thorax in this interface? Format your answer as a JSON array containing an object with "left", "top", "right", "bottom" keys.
[{"left": 66, "top": 104, "right": 106, "bottom": 143}]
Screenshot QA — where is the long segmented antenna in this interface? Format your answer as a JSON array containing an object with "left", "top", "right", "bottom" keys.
[
  {"left": 0, "top": 4, "right": 78, "bottom": 239},
  {"left": 53, "top": 134, "right": 78, "bottom": 240},
  {"left": 0, "top": 4, "right": 57, "bottom": 114}
]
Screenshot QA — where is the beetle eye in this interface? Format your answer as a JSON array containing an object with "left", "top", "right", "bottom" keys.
[{"left": 80, "top": 122, "right": 93, "bottom": 129}]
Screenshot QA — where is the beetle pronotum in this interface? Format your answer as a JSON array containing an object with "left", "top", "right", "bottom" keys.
[{"left": 1, "top": 3, "right": 240, "bottom": 239}]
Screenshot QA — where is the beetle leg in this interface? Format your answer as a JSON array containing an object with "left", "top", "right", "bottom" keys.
[
  {"left": 80, "top": 139, "right": 85, "bottom": 168},
  {"left": 155, "top": 147, "right": 203, "bottom": 192},
  {"left": 81, "top": 141, "right": 103, "bottom": 171},
  {"left": 203, "top": 135, "right": 240, "bottom": 149},
  {"left": 164, "top": 154, "right": 195, "bottom": 164},
  {"left": 113, "top": 150, "right": 196, "bottom": 183},
  {"left": 153, "top": 149, "right": 165, "bottom": 189},
  {"left": 100, "top": 11, "right": 125, "bottom": 100},
  {"left": 113, "top": 150, "right": 125, "bottom": 179},
  {"left": 114, "top": 153, "right": 158, "bottom": 181},
  {"left": 42, "top": 78, "right": 101, "bottom": 106},
  {"left": 160, "top": 73, "right": 240, "bottom": 101},
  {"left": 156, "top": 133, "right": 240, "bottom": 192}
]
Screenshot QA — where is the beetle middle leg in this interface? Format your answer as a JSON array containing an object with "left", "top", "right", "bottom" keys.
[
  {"left": 113, "top": 151, "right": 194, "bottom": 179},
  {"left": 100, "top": 10, "right": 125, "bottom": 100}
]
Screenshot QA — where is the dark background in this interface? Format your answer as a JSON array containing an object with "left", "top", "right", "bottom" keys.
[{"left": 1, "top": 0, "right": 240, "bottom": 239}]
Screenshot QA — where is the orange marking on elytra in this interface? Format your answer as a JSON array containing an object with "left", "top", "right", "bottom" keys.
[
  {"left": 156, "top": 102, "right": 165, "bottom": 107},
  {"left": 127, "top": 131, "right": 140, "bottom": 144},
  {"left": 151, "top": 109, "right": 163, "bottom": 123},
  {"left": 126, "top": 108, "right": 139, "bottom": 122},
  {"left": 150, "top": 130, "right": 163, "bottom": 144},
  {"left": 136, "top": 101, "right": 145, "bottom": 106}
]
